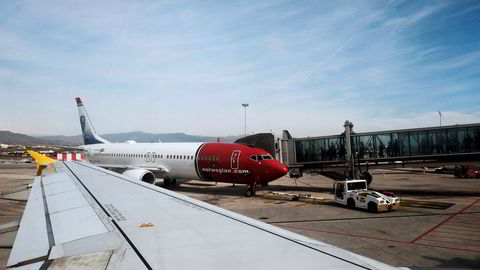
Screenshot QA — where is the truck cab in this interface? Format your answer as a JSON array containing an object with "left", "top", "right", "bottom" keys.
[{"left": 334, "top": 180, "right": 400, "bottom": 212}]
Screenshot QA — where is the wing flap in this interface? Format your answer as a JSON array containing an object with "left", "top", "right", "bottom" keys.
[
  {"left": 7, "top": 178, "right": 50, "bottom": 267},
  {"left": 49, "top": 206, "right": 109, "bottom": 244}
]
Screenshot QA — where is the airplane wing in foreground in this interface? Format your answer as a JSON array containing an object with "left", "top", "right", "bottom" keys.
[{"left": 7, "top": 161, "right": 399, "bottom": 269}]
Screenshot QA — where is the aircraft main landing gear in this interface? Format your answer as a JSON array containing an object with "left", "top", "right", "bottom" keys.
[{"left": 163, "top": 178, "right": 177, "bottom": 187}]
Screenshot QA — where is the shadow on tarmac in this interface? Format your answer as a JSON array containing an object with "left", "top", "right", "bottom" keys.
[
  {"left": 423, "top": 256, "right": 480, "bottom": 269},
  {"left": 160, "top": 182, "right": 480, "bottom": 197}
]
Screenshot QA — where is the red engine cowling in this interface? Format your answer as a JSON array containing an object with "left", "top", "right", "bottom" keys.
[{"left": 122, "top": 169, "right": 155, "bottom": 184}]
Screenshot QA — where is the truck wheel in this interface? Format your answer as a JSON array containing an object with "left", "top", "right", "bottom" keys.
[
  {"left": 368, "top": 202, "right": 378, "bottom": 213},
  {"left": 347, "top": 198, "right": 355, "bottom": 209}
]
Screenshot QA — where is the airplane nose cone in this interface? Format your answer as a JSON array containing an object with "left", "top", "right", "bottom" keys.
[{"left": 270, "top": 162, "right": 288, "bottom": 180}]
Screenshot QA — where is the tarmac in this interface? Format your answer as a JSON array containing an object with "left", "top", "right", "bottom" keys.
[{"left": 0, "top": 163, "right": 479, "bottom": 269}]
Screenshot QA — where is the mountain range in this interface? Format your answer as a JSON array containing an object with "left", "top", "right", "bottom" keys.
[{"left": 0, "top": 130, "right": 242, "bottom": 146}]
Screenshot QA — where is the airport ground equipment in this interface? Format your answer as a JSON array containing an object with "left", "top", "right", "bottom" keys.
[
  {"left": 333, "top": 180, "right": 400, "bottom": 213},
  {"left": 279, "top": 122, "right": 480, "bottom": 183},
  {"left": 261, "top": 191, "right": 326, "bottom": 203}
]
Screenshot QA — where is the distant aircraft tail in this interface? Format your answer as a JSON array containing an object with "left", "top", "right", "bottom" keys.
[
  {"left": 28, "top": 150, "right": 57, "bottom": 176},
  {"left": 75, "top": 97, "right": 110, "bottom": 145}
]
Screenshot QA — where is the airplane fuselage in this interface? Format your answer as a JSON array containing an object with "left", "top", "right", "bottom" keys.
[{"left": 82, "top": 142, "right": 288, "bottom": 185}]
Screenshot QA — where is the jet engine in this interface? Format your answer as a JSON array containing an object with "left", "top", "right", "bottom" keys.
[{"left": 122, "top": 169, "right": 156, "bottom": 184}]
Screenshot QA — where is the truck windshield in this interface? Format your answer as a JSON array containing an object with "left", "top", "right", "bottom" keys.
[{"left": 347, "top": 182, "right": 367, "bottom": 191}]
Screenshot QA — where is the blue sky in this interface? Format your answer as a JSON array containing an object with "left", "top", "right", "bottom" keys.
[{"left": 0, "top": 0, "right": 479, "bottom": 137}]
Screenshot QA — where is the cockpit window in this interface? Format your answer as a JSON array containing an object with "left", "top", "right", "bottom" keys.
[
  {"left": 257, "top": 155, "right": 263, "bottom": 161},
  {"left": 250, "top": 155, "right": 257, "bottom": 161},
  {"left": 262, "top": 155, "right": 273, "bottom": 160}
]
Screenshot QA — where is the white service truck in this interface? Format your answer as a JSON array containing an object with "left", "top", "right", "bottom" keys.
[{"left": 333, "top": 180, "right": 400, "bottom": 212}]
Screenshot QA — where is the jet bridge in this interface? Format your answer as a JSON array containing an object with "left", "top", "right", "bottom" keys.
[{"left": 279, "top": 122, "right": 480, "bottom": 181}]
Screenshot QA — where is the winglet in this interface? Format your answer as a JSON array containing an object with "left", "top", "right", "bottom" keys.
[{"left": 28, "top": 150, "right": 56, "bottom": 176}]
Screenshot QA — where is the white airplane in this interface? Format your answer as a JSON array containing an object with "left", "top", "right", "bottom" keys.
[
  {"left": 75, "top": 97, "right": 288, "bottom": 196},
  {"left": 6, "top": 153, "right": 401, "bottom": 269}
]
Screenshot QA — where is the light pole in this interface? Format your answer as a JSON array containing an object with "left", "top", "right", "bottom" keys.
[
  {"left": 242, "top": 103, "right": 249, "bottom": 136},
  {"left": 438, "top": 111, "right": 443, "bottom": 127}
]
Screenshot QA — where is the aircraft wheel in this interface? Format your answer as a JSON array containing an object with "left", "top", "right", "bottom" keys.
[{"left": 245, "top": 185, "right": 256, "bottom": 197}]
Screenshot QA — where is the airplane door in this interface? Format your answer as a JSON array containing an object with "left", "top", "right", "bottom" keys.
[{"left": 231, "top": 150, "right": 240, "bottom": 169}]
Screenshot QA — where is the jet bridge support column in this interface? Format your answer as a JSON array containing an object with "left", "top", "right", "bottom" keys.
[{"left": 344, "top": 120, "right": 358, "bottom": 179}]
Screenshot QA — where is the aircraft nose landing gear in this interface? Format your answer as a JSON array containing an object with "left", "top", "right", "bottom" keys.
[{"left": 245, "top": 183, "right": 256, "bottom": 197}]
